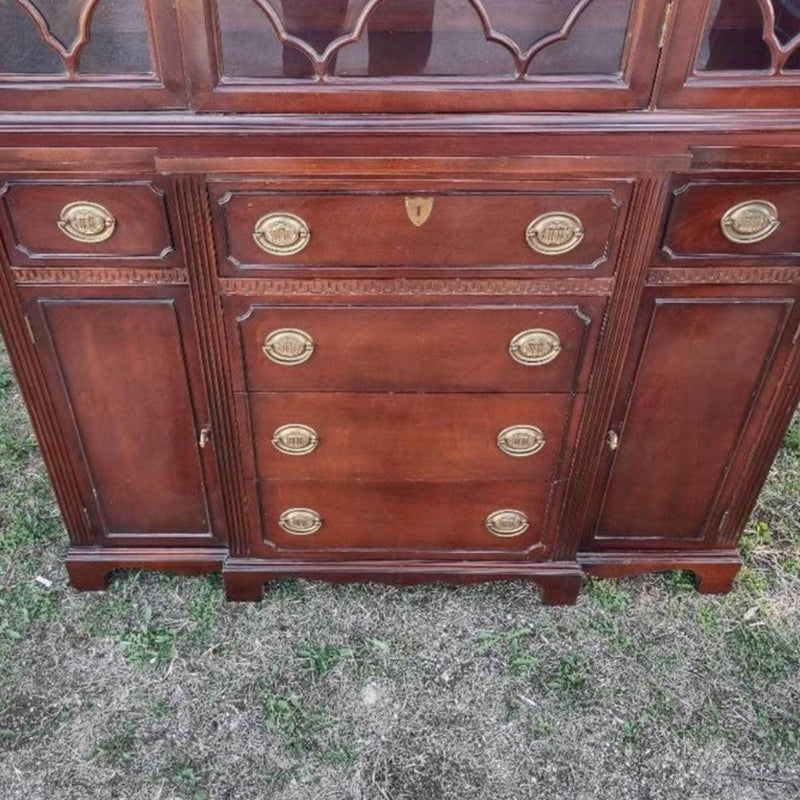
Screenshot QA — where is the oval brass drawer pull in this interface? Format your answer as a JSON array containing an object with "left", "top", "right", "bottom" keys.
[
  {"left": 485, "top": 509, "right": 529, "bottom": 538},
  {"left": 526, "top": 212, "right": 584, "bottom": 255},
  {"left": 253, "top": 212, "right": 310, "bottom": 256},
  {"left": 263, "top": 328, "right": 315, "bottom": 365},
  {"left": 58, "top": 201, "right": 116, "bottom": 243},
  {"left": 272, "top": 424, "right": 319, "bottom": 455},
  {"left": 509, "top": 329, "right": 561, "bottom": 366},
  {"left": 720, "top": 200, "right": 780, "bottom": 244},
  {"left": 278, "top": 507, "right": 323, "bottom": 536},
  {"left": 497, "top": 425, "right": 545, "bottom": 457}
]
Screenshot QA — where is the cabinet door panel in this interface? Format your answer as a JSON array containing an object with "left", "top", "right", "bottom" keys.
[
  {"left": 0, "top": 0, "right": 186, "bottom": 110},
  {"left": 181, "top": 0, "right": 666, "bottom": 112},
  {"left": 657, "top": 0, "right": 800, "bottom": 108},
  {"left": 594, "top": 289, "right": 798, "bottom": 546},
  {"left": 23, "top": 288, "right": 224, "bottom": 546}
]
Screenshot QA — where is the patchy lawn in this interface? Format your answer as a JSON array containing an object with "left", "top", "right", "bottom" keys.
[{"left": 0, "top": 338, "right": 798, "bottom": 800}]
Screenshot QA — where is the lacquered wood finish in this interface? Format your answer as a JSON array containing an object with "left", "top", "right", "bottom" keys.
[{"left": 2, "top": 1, "right": 800, "bottom": 603}]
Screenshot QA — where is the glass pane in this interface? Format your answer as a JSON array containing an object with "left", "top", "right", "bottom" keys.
[
  {"left": 0, "top": 0, "right": 153, "bottom": 77},
  {"left": 527, "top": 0, "right": 633, "bottom": 76},
  {"left": 217, "top": 0, "right": 634, "bottom": 80},
  {"left": 696, "top": 0, "right": 774, "bottom": 71},
  {"left": 79, "top": 0, "right": 153, "bottom": 75},
  {"left": 335, "top": 0, "right": 514, "bottom": 78},
  {"left": 0, "top": 0, "right": 65, "bottom": 74}
]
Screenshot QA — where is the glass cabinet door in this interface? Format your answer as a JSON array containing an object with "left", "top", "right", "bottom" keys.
[
  {"left": 0, "top": 0, "right": 185, "bottom": 110},
  {"left": 658, "top": 0, "right": 800, "bottom": 107},
  {"left": 179, "top": 0, "right": 668, "bottom": 112}
]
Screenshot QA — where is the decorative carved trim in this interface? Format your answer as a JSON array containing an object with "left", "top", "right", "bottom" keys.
[
  {"left": 245, "top": 0, "right": 600, "bottom": 80},
  {"left": 647, "top": 267, "right": 800, "bottom": 285},
  {"left": 15, "top": 0, "right": 103, "bottom": 78},
  {"left": 555, "top": 176, "right": 671, "bottom": 560},
  {"left": 12, "top": 267, "right": 189, "bottom": 285},
  {"left": 0, "top": 223, "right": 93, "bottom": 544},
  {"left": 219, "top": 277, "right": 614, "bottom": 297},
  {"left": 754, "top": 0, "right": 800, "bottom": 74},
  {"left": 174, "top": 177, "right": 251, "bottom": 556}
]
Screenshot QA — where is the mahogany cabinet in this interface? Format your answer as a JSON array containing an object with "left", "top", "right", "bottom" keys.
[{"left": 1, "top": 0, "right": 800, "bottom": 603}]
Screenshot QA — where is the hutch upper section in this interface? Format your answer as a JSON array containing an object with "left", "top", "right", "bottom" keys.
[{"left": 2, "top": 0, "right": 800, "bottom": 112}]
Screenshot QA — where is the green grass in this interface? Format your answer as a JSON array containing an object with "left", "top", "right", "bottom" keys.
[{"left": 0, "top": 338, "right": 799, "bottom": 798}]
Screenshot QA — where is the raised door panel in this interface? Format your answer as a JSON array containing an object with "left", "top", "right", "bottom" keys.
[
  {"left": 589, "top": 286, "right": 799, "bottom": 548},
  {"left": 22, "top": 287, "right": 226, "bottom": 547},
  {"left": 180, "top": 0, "right": 667, "bottom": 111},
  {"left": 657, "top": 0, "right": 800, "bottom": 108},
  {"left": 0, "top": 0, "right": 186, "bottom": 110}
]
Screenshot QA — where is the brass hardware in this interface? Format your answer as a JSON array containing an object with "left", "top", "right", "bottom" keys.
[
  {"left": 253, "top": 212, "right": 310, "bottom": 256},
  {"left": 405, "top": 196, "right": 434, "bottom": 227},
  {"left": 525, "top": 212, "right": 584, "bottom": 255},
  {"left": 24, "top": 315, "right": 36, "bottom": 345},
  {"left": 509, "top": 329, "right": 562, "bottom": 366},
  {"left": 198, "top": 426, "right": 211, "bottom": 449},
  {"left": 720, "top": 200, "right": 780, "bottom": 244},
  {"left": 272, "top": 424, "right": 319, "bottom": 456},
  {"left": 485, "top": 509, "right": 529, "bottom": 538},
  {"left": 263, "top": 328, "right": 315, "bottom": 365},
  {"left": 57, "top": 201, "right": 116, "bottom": 243},
  {"left": 497, "top": 425, "right": 545, "bottom": 457},
  {"left": 607, "top": 430, "right": 619, "bottom": 451},
  {"left": 658, "top": 1, "right": 674, "bottom": 49},
  {"left": 278, "top": 507, "right": 323, "bottom": 536}
]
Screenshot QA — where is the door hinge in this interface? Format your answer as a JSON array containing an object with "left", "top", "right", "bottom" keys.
[
  {"left": 23, "top": 315, "right": 36, "bottom": 345},
  {"left": 199, "top": 426, "right": 212, "bottom": 449},
  {"left": 81, "top": 506, "right": 92, "bottom": 532},
  {"left": 717, "top": 508, "right": 731, "bottom": 533},
  {"left": 659, "top": 1, "right": 674, "bottom": 49},
  {"left": 606, "top": 429, "right": 620, "bottom": 451}
]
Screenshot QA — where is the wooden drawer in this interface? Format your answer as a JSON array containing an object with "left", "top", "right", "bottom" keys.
[
  {"left": 228, "top": 301, "right": 604, "bottom": 393},
  {"left": 0, "top": 179, "right": 177, "bottom": 266},
  {"left": 257, "top": 480, "right": 550, "bottom": 556},
  {"left": 661, "top": 179, "right": 800, "bottom": 261},
  {"left": 211, "top": 183, "right": 629, "bottom": 275},
  {"left": 243, "top": 393, "right": 578, "bottom": 482}
]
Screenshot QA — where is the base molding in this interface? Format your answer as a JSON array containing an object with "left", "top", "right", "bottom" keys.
[
  {"left": 222, "top": 558, "right": 584, "bottom": 605},
  {"left": 62, "top": 548, "right": 743, "bottom": 600},
  {"left": 578, "top": 549, "right": 742, "bottom": 594},
  {"left": 65, "top": 546, "right": 225, "bottom": 591}
]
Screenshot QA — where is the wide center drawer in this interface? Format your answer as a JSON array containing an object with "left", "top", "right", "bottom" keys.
[
  {"left": 211, "top": 182, "right": 630, "bottom": 274},
  {"left": 243, "top": 392, "right": 578, "bottom": 482},
  {"left": 228, "top": 301, "right": 604, "bottom": 393}
]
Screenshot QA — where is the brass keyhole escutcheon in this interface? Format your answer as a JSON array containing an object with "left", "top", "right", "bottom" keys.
[
  {"left": 278, "top": 508, "right": 323, "bottom": 536},
  {"left": 497, "top": 425, "right": 545, "bottom": 457},
  {"left": 263, "top": 328, "right": 315, "bottom": 365},
  {"left": 526, "top": 212, "right": 584, "bottom": 255},
  {"left": 509, "top": 329, "right": 562, "bottom": 366},
  {"left": 253, "top": 212, "right": 311, "bottom": 256},
  {"left": 720, "top": 200, "right": 780, "bottom": 244},
  {"left": 272, "top": 424, "right": 319, "bottom": 456},
  {"left": 485, "top": 509, "right": 529, "bottom": 538},
  {"left": 58, "top": 201, "right": 116, "bottom": 244}
]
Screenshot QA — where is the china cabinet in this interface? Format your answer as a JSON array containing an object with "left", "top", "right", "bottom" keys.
[{"left": 1, "top": 0, "right": 799, "bottom": 603}]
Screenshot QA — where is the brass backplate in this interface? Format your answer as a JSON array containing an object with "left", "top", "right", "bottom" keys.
[
  {"left": 253, "top": 212, "right": 311, "bottom": 256},
  {"left": 485, "top": 509, "right": 529, "bottom": 538},
  {"left": 263, "top": 328, "right": 315, "bottom": 365},
  {"left": 526, "top": 212, "right": 584, "bottom": 255},
  {"left": 272, "top": 423, "right": 319, "bottom": 455},
  {"left": 405, "top": 196, "right": 434, "bottom": 227},
  {"left": 720, "top": 200, "right": 780, "bottom": 244},
  {"left": 57, "top": 201, "right": 116, "bottom": 244},
  {"left": 497, "top": 425, "right": 545, "bottom": 457},
  {"left": 509, "top": 329, "right": 562, "bottom": 366},
  {"left": 278, "top": 508, "right": 323, "bottom": 536}
]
